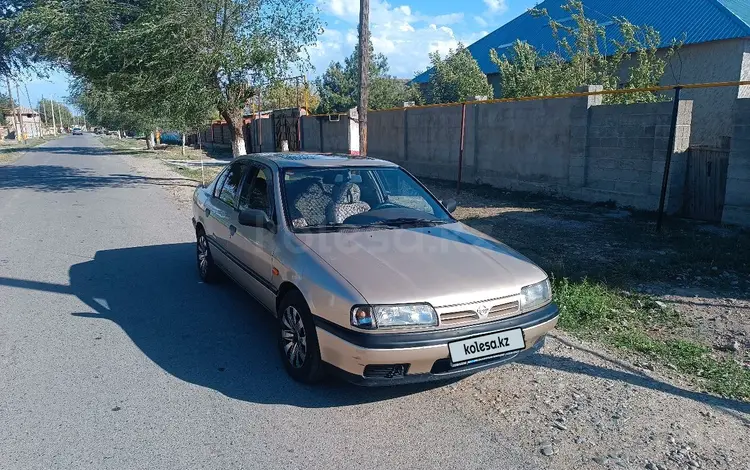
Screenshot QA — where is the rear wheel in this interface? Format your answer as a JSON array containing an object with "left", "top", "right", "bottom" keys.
[
  {"left": 196, "top": 229, "right": 221, "bottom": 283},
  {"left": 278, "top": 290, "right": 325, "bottom": 384}
]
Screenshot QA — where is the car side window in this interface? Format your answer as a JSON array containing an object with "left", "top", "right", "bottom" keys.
[
  {"left": 219, "top": 162, "right": 247, "bottom": 208},
  {"left": 239, "top": 165, "right": 274, "bottom": 219},
  {"left": 213, "top": 167, "right": 230, "bottom": 199}
]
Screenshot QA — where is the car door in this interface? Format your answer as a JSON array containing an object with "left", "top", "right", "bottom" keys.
[
  {"left": 205, "top": 161, "right": 249, "bottom": 274},
  {"left": 230, "top": 163, "right": 278, "bottom": 311}
]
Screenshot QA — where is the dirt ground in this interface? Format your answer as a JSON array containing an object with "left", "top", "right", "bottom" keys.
[{"left": 122, "top": 153, "right": 750, "bottom": 470}]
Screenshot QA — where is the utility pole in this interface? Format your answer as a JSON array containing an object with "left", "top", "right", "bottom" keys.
[
  {"left": 57, "top": 98, "right": 64, "bottom": 132},
  {"left": 41, "top": 96, "right": 49, "bottom": 136},
  {"left": 23, "top": 83, "right": 41, "bottom": 139},
  {"left": 357, "top": 0, "right": 370, "bottom": 157},
  {"left": 50, "top": 99, "right": 57, "bottom": 136},
  {"left": 5, "top": 75, "right": 19, "bottom": 141},
  {"left": 15, "top": 81, "right": 26, "bottom": 143}
]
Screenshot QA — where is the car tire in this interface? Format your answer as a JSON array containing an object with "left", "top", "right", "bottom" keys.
[
  {"left": 196, "top": 228, "right": 221, "bottom": 283},
  {"left": 278, "top": 290, "right": 326, "bottom": 384}
]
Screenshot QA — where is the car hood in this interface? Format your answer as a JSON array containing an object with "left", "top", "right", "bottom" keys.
[{"left": 295, "top": 222, "right": 548, "bottom": 307}]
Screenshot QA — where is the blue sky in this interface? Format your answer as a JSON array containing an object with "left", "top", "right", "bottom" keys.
[
  {"left": 310, "top": 0, "right": 539, "bottom": 77},
  {"left": 22, "top": 0, "right": 539, "bottom": 110}
]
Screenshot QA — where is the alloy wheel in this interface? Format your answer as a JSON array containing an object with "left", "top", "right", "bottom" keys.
[
  {"left": 281, "top": 306, "right": 307, "bottom": 368},
  {"left": 197, "top": 234, "right": 209, "bottom": 277}
]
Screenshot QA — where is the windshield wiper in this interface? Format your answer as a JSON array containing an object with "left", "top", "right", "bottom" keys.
[
  {"left": 367, "top": 217, "right": 448, "bottom": 227},
  {"left": 296, "top": 224, "right": 394, "bottom": 233}
]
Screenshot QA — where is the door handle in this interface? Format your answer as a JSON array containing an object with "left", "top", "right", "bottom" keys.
[
  {"left": 229, "top": 225, "right": 237, "bottom": 236},
  {"left": 205, "top": 207, "right": 211, "bottom": 217}
]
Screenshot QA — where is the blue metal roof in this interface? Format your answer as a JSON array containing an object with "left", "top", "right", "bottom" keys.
[{"left": 413, "top": 0, "right": 750, "bottom": 83}]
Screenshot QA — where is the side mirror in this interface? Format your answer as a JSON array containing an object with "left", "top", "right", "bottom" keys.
[
  {"left": 238, "top": 209, "right": 274, "bottom": 230},
  {"left": 443, "top": 198, "right": 457, "bottom": 214}
]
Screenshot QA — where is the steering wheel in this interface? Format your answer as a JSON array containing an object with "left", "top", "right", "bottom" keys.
[{"left": 373, "top": 202, "right": 399, "bottom": 210}]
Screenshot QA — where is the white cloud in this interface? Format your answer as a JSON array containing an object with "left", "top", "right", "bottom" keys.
[
  {"left": 431, "top": 13, "right": 464, "bottom": 25},
  {"left": 313, "top": 0, "right": 479, "bottom": 78},
  {"left": 484, "top": 0, "right": 507, "bottom": 13},
  {"left": 476, "top": 0, "right": 508, "bottom": 26}
]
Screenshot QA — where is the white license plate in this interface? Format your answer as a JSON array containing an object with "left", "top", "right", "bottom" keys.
[{"left": 448, "top": 328, "right": 526, "bottom": 364}]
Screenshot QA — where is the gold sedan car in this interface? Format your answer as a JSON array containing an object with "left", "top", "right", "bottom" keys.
[{"left": 192, "top": 154, "right": 559, "bottom": 385}]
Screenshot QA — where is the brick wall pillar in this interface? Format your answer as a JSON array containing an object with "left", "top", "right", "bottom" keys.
[
  {"left": 568, "top": 85, "right": 603, "bottom": 188},
  {"left": 723, "top": 99, "right": 750, "bottom": 226},
  {"left": 645, "top": 99, "right": 693, "bottom": 214},
  {"left": 663, "top": 100, "right": 693, "bottom": 214}
]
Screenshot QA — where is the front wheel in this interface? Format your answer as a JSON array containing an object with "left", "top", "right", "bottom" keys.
[{"left": 278, "top": 290, "right": 325, "bottom": 384}]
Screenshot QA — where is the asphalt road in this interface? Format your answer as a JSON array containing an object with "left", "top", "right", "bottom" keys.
[{"left": 0, "top": 135, "right": 537, "bottom": 470}]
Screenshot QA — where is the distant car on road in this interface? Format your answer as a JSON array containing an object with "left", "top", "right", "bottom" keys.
[
  {"left": 72, "top": 127, "right": 83, "bottom": 135},
  {"left": 192, "top": 153, "right": 559, "bottom": 385}
]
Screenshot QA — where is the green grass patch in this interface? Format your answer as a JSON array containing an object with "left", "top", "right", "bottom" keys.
[
  {"left": 169, "top": 164, "right": 222, "bottom": 183},
  {"left": 554, "top": 277, "right": 750, "bottom": 401},
  {"left": 0, "top": 137, "right": 52, "bottom": 164}
]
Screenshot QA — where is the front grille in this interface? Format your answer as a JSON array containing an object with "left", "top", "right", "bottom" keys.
[
  {"left": 489, "top": 301, "right": 520, "bottom": 318},
  {"left": 363, "top": 364, "right": 409, "bottom": 379},
  {"left": 439, "top": 300, "right": 520, "bottom": 326},
  {"left": 439, "top": 310, "right": 477, "bottom": 325}
]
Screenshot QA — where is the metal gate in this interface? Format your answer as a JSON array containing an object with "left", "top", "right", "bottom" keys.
[
  {"left": 273, "top": 111, "right": 300, "bottom": 152},
  {"left": 683, "top": 146, "right": 730, "bottom": 222}
]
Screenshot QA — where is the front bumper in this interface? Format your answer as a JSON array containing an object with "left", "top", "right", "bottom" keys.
[{"left": 315, "top": 302, "right": 559, "bottom": 386}]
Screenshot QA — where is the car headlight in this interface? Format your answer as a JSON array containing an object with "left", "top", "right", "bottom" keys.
[
  {"left": 351, "top": 304, "right": 438, "bottom": 329},
  {"left": 520, "top": 278, "right": 552, "bottom": 313}
]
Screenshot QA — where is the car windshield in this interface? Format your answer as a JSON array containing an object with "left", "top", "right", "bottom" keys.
[{"left": 282, "top": 166, "right": 453, "bottom": 232}]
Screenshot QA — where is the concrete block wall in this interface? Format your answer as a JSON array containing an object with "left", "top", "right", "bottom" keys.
[
  {"left": 300, "top": 112, "right": 356, "bottom": 155},
  {"left": 578, "top": 100, "right": 692, "bottom": 212},
  {"left": 403, "top": 105, "right": 464, "bottom": 180},
  {"left": 302, "top": 89, "right": 698, "bottom": 215},
  {"left": 194, "top": 124, "right": 232, "bottom": 149},
  {"left": 368, "top": 109, "right": 404, "bottom": 160},
  {"left": 723, "top": 99, "right": 750, "bottom": 227},
  {"left": 471, "top": 96, "right": 578, "bottom": 192}
]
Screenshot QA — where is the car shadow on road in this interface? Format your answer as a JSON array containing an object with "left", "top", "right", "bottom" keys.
[
  {"left": 0, "top": 165, "right": 200, "bottom": 192},
  {"left": 0, "top": 242, "right": 448, "bottom": 408},
  {"left": 0, "top": 145, "right": 147, "bottom": 156},
  {"left": 1, "top": 241, "right": 747, "bottom": 412}
]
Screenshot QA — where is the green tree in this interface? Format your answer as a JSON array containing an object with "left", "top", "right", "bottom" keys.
[
  {"left": 0, "top": 91, "right": 10, "bottom": 110},
  {"left": 0, "top": 0, "right": 36, "bottom": 77},
  {"left": 424, "top": 44, "right": 494, "bottom": 104},
  {"left": 490, "top": 0, "right": 680, "bottom": 104},
  {"left": 69, "top": 80, "right": 151, "bottom": 133},
  {"left": 315, "top": 43, "right": 419, "bottom": 114},
  {"left": 261, "top": 80, "right": 320, "bottom": 112},
  {"left": 23, "top": 0, "right": 321, "bottom": 156},
  {"left": 36, "top": 97, "right": 74, "bottom": 127}
]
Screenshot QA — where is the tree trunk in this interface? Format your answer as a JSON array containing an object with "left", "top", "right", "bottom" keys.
[
  {"left": 221, "top": 108, "right": 247, "bottom": 158},
  {"left": 181, "top": 132, "right": 186, "bottom": 157},
  {"left": 147, "top": 132, "right": 155, "bottom": 150},
  {"left": 117, "top": 130, "right": 121, "bottom": 139}
]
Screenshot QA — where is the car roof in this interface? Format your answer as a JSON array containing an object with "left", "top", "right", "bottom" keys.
[{"left": 241, "top": 153, "right": 400, "bottom": 169}]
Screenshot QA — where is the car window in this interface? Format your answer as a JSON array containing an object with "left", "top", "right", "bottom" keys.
[
  {"left": 281, "top": 167, "right": 451, "bottom": 231},
  {"left": 219, "top": 162, "right": 247, "bottom": 208},
  {"left": 213, "top": 167, "right": 230, "bottom": 198},
  {"left": 239, "top": 165, "right": 273, "bottom": 218},
  {"left": 378, "top": 169, "right": 435, "bottom": 215}
]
